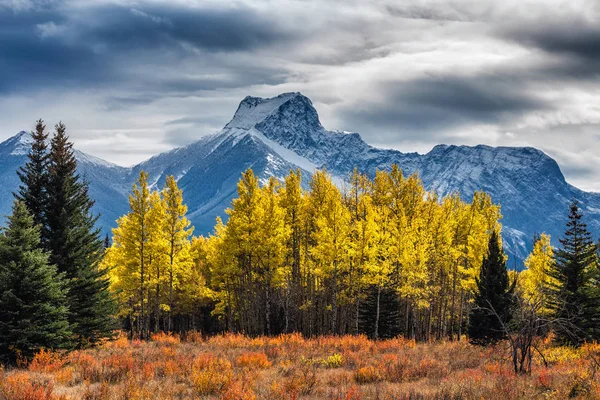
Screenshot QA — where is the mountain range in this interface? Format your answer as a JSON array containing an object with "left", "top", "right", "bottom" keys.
[{"left": 1, "top": 92, "right": 598, "bottom": 266}]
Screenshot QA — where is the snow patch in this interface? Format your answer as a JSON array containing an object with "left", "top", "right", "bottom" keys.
[
  {"left": 226, "top": 93, "right": 301, "bottom": 129},
  {"left": 75, "top": 150, "right": 120, "bottom": 168},
  {"left": 250, "top": 128, "right": 317, "bottom": 173},
  {"left": 10, "top": 131, "right": 34, "bottom": 156}
]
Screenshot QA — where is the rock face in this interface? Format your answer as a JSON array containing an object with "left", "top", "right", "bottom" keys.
[{"left": 1, "top": 92, "right": 598, "bottom": 266}]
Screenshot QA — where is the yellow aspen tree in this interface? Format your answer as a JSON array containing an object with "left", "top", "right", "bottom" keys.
[
  {"left": 162, "top": 176, "right": 194, "bottom": 331},
  {"left": 366, "top": 169, "right": 394, "bottom": 338},
  {"left": 176, "top": 235, "right": 213, "bottom": 330},
  {"left": 255, "top": 177, "right": 289, "bottom": 334},
  {"left": 302, "top": 169, "right": 333, "bottom": 335},
  {"left": 400, "top": 175, "right": 431, "bottom": 309},
  {"left": 280, "top": 169, "right": 305, "bottom": 332},
  {"left": 222, "top": 169, "right": 268, "bottom": 333},
  {"left": 204, "top": 218, "right": 238, "bottom": 331},
  {"left": 520, "top": 233, "right": 556, "bottom": 312},
  {"left": 430, "top": 194, "right": 461, "bottom": 339},
  {"left": 346, "top": 168, "right": 378, "bottom": 335},
  {"left": 106, "top": 171, "right": 153, "bottom": 338},
  {"left": 147, "top": 190, "right": 169, "bottom": 332},
  {"left": 310, "top": 170, "right": 351, "bottom": 334}
]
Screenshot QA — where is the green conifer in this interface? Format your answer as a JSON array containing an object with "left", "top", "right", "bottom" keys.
[
  {"left": 468, "top": 231, "right": 515, "bottom": 345},
  {"left": 45, "top": 122, "right": 116, "bottom": 346},
  {"left": 15, "top": 119, "right": 49, "bottom": 233},
  {"left": 547, "top": 200, "right": 600, "bottom": 346},
  {"left": 0, "top": 201, "right": 71, "bottom": 363}
]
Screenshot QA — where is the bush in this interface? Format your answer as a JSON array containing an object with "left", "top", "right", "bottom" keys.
[
  {"left": 28, "top": 349, "right": 65, "bottom": 373},
  {"left": 236, "top": 352, "right": 271, "bottom": 369},
  {"left": 191, "top": 356, "right": 233, "bottom": 395},
  {"left": 321, "top": 353, "right": 344, "bottom": 368},
  {"left": 354, "top": 366, "right": 382, "bottom": 384},
  {"left": 0, "top": 372, "right": 58, "bottom": 400}
]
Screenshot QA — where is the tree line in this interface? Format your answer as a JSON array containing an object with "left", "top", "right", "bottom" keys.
[{"left": 2, "top": 120, "right": 600, "bottom": 365}]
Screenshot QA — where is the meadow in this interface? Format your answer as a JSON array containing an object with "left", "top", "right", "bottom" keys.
[{"left": 1, "top": 332, "right": 599, "bottom": 400}]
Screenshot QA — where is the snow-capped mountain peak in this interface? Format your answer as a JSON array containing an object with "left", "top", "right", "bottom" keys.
[
  {"left": 7, "top": 131, "right": 34, "bottom": 156},
  {"left": 225, "top": 92, "right": 320, "bottom": 132}
]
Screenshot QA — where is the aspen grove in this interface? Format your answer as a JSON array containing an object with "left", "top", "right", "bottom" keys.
[{"left": 103, "top": 166, "right": 502, "bottom": 341}]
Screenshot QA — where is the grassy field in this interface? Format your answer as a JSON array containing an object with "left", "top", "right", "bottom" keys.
[{"left": 1, "top": 332, "right": 599, "bottom": 399}]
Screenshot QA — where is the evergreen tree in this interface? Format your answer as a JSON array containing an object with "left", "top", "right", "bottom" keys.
[
  {"left": 15, "top": 119, "right": 49, "bottom": 232},
  {"left": 468, "top": 231, "right": 514, "bottom": 345},
  {"left": 0, "top": 201, "right": 71, "bottom": 363},
  {"left": 45, "top": 122, "right": 116, "bottom": 346},
  {"left": 359, "top": 285, "right": 401, "bottom": 339},
  {"left": 547, "top": 200, "right": 600, "bottom": 345}
]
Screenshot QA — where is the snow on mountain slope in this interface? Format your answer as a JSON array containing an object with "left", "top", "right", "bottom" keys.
[{"left": 1, "top": 91, "right": 597, "bottom": 266}]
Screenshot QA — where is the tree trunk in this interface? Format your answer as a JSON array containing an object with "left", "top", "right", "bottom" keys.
[{"left": 374, "top": 284, "right": 381, "bottom": 339}]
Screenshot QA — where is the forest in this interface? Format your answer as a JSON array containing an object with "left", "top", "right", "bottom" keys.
[{"left": 2, "top": 121, "right": 600, "bottom": 399}]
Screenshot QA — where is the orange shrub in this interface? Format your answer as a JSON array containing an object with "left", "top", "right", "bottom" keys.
[
  {"left": 185, "top": 330, "right": 204, "bottom": 343},
  {"left": 536, "top": 368, "right": 552, "bottom": 389},
  {"left": 354, "top": 366, "right": 382, "bottom": 384},
  {"left": 70, "top": 351, "right": 101, "bottom": 382},
  {"left": 208, "top": 333, "right": 251, "bottom": 349},
  {"left": 54, "top": 366, "right": 75, "bottom": 386},
  {"left": 380, "top": 354, "right": 409, "bottom": 382},
  {"left": 151, "top": 332, "right": 181, "bottom": 345},
  {"left": 340, "top": 385, "right": 362, "bottom": 400},
  {"left": 221, "top": 381, "right": 257, "bottom": 400},
  {"left": 283, "top": 364, "right": 318, "bottom": 395},
  {"left": 101, "top": 353, "right": 134, "bottom": 383},
  {"left": 81, "top": 382, "right": 110, "bottom": 400},
  {"left": 0, "top": 372, "right": 57, "bottom": 400},
  {"left": 28, "top": 349, "right": 65, "bottom": 373},
  {"left": 191, "top": 355, "right": 233, "bottom": 395},
  {"left": 103, "top": 333, "right": 130, "bottom": 349},
  {"left": 236, "top": 352, "right": 271, "bottom": 369}
]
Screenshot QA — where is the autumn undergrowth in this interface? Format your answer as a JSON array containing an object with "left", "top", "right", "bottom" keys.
[{"left": 1, "top": 332, "right": 599, "bottom": 399}]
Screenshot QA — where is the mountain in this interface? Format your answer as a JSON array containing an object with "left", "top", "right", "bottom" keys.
[
  {"left": 1, "top": 92, "right": 598, "bottom": 266},
  {"left": 0, "top": 131, "right": 131, "bottom": 237}
]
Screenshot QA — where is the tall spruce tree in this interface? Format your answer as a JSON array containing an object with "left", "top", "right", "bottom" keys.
[
  {"left": 45, "top": 122, "right": 116, "bottom": 346},
  {"left": 15, "top": 119, "right": 49, "bottom": 232},
  {"left": 0, "top": 201, "right": 71, "bottom": 363},
  {"left": 468, "top": 231, "right": 515, "bottom": 345},
  {"left": 547, "top": 200, "right": 600, "bottom": 346}
]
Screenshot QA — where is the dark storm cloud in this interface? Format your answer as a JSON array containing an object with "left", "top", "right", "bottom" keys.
[
  {"left": 0, "top": 2, "right": 292, "bottom": 95},
  {"left": 77, "top": 4, "right": 289, "bottom": 54},
  {"left": 339, "top": 74, "right": 550, "bottom": 141},
  {"left": 501, "top": 19, "right": 600, "bottom": 61},
  {"left": 0, "top": 6, "right": 109, "bottom": 93}
]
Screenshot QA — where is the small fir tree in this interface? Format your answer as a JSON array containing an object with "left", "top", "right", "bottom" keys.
[
  {"left": 15, "top": 119, "right": 49, "bottom": 232},
  {"left": 546, "top": 200, "right": 600, "bottom": 345},
  {"left": 468, "top": 230, "right": 515, "bottom": 345},
  {"left": 0, "top": 201, "right": 71, "bottom": 363}
]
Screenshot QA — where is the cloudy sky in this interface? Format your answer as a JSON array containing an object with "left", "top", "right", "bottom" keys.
[{"left": 2, "top": 0, "right": 600, "bottom": 190}]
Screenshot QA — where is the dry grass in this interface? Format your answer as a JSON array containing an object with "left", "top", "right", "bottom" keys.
[{"left": 1, "top": 332, "right": 600, "bottom": 399}]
